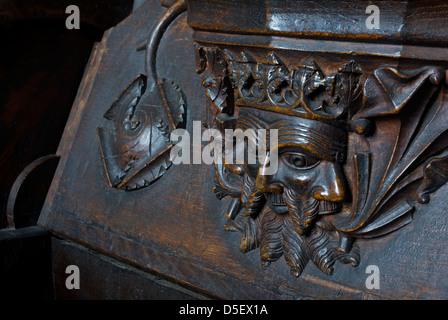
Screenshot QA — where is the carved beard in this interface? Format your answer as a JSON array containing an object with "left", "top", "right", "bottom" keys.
[
  {"left": 235, "top": 176, "right": 356, "bottom": 277},
  {"left": 242, "top": 178, "right": 338, "bottom": 235},
  {"left": 283, "top": 188, "right": 320, "bottom": 235},
  {"left": 241, "top": 174, "right": 265, "bottom": 218}
]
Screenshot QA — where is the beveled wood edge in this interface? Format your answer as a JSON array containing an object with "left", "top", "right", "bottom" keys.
[
  {"left": 38, "top": 31, "right": 110, "bottom": 228},
  {"left": 52, "top": 237, "right": 211, "bottom": 300},
  {"left": 193, "top": 30, "right": 448, "bottom": 62},
  {"left": 41, "top": 207, "right": 382, "bottom": 300},
  {"left": 186, "top": 0, "right": 448, "bottom": 47}
]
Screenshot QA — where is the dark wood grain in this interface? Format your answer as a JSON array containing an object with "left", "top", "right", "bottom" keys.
[
  {"left": 187, "top": 0, "right": 448, "bottom": 46},
  {"left": 38, "top": 0, "right": 448, "bottom": 299},
  {"left": 52, "top": 238, "right": 211, "bottom": 300}
]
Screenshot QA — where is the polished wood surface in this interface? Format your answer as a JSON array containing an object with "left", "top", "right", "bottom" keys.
[
  {"left": 187, "top": 0, "right": 448, "bottom": 46},
  {"left": 38, "top": 0, "right": 448, "bottom": 299}
]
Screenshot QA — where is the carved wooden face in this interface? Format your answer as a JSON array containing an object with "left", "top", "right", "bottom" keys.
[
  {"left": 236, "top": 107, "right": 348, "bottom": 218},
  {"left": 197, "top": 45, "right": 448, "bottom": 278},
  {"left": 256, "top": 150, "right": 346, "bottom": 214}
]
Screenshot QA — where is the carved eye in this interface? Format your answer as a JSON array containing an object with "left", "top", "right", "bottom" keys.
[
  {"left": 120, "top": 109, "right": 147, "bottom": 138},
  {"left": 283, "top": 152, "right": 320, "bottom": 170},
  {"left": 124, "top": 120, "right": 141, "bottom": 131}
]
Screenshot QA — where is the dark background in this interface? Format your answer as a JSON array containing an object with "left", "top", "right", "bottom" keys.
[{"left": 0, "top": 0, "right": 135, "bottom": 229}]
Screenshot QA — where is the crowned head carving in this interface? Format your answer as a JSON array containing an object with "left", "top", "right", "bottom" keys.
[
  {"left": 196, "top": 45, "right": 448, "bottom": 277},
  {"left": 225, "top": 52, "right": 364, "bottom": 225},
  {"left": 199, "top": 50, "right": 365, "bottom": 275}
]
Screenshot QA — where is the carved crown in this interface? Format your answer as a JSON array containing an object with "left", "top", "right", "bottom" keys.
[{"left": 224, "top": 51, "right": 363, "bottom": 124}]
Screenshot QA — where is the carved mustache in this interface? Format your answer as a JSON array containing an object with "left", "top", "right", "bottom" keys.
[
  {"left": 242, "top": 177, "right": 341, "bottom": 235},
  {"left": 238, "top": 175, "right": 345, "bottom": 276},
  {"left": 318, "top": 200, "right": 342, "bottom": 215}
]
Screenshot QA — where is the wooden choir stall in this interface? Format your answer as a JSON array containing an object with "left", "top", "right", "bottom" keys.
[{"left": 2, "top": 0, "right": 448, "bottom": 301}]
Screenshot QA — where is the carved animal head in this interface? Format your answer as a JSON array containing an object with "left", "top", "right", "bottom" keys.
[{"left": 97, "top": 74, "right": 185, "bottom": 190}]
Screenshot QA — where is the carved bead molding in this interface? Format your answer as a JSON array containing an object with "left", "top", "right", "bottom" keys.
[{"left": 195, "top": 45, "right": 448, "bottom": 277}]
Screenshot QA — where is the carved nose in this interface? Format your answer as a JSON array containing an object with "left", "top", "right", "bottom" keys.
[
  {"left": 255, "top": 153, "right": 282, "bottom": 194},
  {"left": 313, "top": 162, "right": 346, "bottom": 202},
  {"left": 256, "top": 175, "right": 282, "bottom": 193}
]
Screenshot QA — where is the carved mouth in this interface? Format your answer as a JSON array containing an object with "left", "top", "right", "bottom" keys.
[
  {"left": 264, "top": 193, "right": 342, "bottom": 215},
  {"left": 264, "top": 193, "right": 288, "bottom": 214},
  {"left": 265, "top": 193, "right": 286, "bottom": 205},
  {"left": 319, "top": 201, "right": 342, "bottom": 215}
]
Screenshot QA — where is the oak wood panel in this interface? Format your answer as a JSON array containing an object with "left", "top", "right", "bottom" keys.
[
  {"left": 187, "top": 0, "right": 448, "bottom": 46},
  {"left": 52, "top": 238, "right": 211, "bottom": 300},
  {"left": 39, "top": 0, "right": 448, "bottom": 299}
]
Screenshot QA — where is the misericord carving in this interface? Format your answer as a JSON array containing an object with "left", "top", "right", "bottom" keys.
[{"left": 196, "top": 46, "right": 448, "bottom": 277}]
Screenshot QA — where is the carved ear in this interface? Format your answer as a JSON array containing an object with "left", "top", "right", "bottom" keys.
[{"left": 351, "top": 66, "right": 445, "bottom": 134}]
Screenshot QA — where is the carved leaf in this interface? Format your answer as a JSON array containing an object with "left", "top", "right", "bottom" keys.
[
  {"left": 195, "top": 45, "right": 233, "bottom": 114},
  {"left": 417, "top": 149, "right": 448, "bottom": 203},
  {"left": 329, "top": 66, "right": 447, "bottom": 237},
  {"left": 335, "top": 60, "right": 363, "bottom": 117}
]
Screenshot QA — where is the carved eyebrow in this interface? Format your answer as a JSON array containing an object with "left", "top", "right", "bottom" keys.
[
  {"left": 277, "top": 125, "right": 346, "bottom": 149},
  {"left": 235, "top": 111, "right": 346, "bottom": 162},
  {"left": 236, "top": 117, "right": 263, "bottom": 131},
  {"left": 278, "top": 146, "right": 323, "bottom": 160},
  {"left": 276, "top": 127, "right": 345, "bottom": 160},
  {"left": 235, "top": 111, "right": 268, "bottom": 130},
  {"left": 275, "top": 123, "right": 346, "bottom": 148},
  {"left": 277, "top": 138, "right": 335, "bottom": 161}
]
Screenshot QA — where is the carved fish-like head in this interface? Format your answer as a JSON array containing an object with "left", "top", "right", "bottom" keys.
[{"left": 97, "top": 74, "right": 185, "bottom": 190}]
